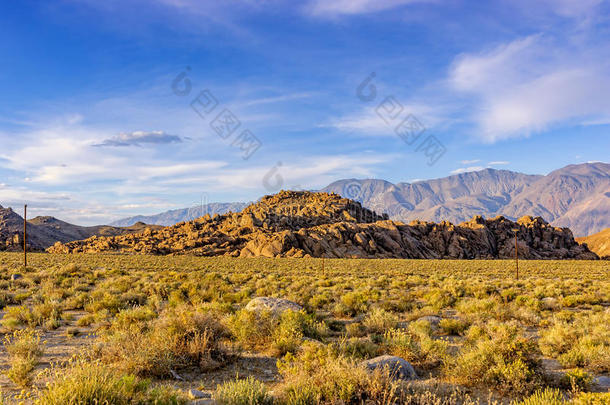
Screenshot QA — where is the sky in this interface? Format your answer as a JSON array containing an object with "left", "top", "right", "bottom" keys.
[{"left": 1, "top": 0, "right": 609, "bottom": 225}]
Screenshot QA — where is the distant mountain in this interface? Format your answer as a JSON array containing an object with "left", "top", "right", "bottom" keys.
[
  {"left": 323, "top": 162, "right": 610, "bottom": 237},
  {"left": 108, "top": 163, "right": 609, "bottom": 237},
  {"left": 0, "top": 205, "right": 162, "bottom": 251},
  {"left": 110, "top": 202, "right": 249, "bottom": 227},
  {"left": 577, "top": 228, "right": 610, "bottom": 259}
]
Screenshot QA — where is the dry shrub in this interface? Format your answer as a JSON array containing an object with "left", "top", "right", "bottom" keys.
[
  {"left": 445, "top": 321, "right": 542, "bottom": 396},
  {"left": 539, "top": 312, "right": 610, "bottom": 373},
  {"left": 277, "top": 342, "right": 402, "bottom": 405},
  {"left": 3, "top": 329, "right": 45, "bottom": 388},
  {"left": 383, "top": 328, "right": 448, "bottom": 369},
  {"left": 362, "top": 307, "right": 398, "bottom": 335},
  {"left": 227, "top": 309, "right": 327, "bottom": 355},
  {"left": 97, "top": 305, "right": 229, "bottom": 377},
  {"left": 216, "top": 376, "right": 272, "bottom": 405},
  {"left": 35, "top": 360, "right": 186, "bottom": 405}
]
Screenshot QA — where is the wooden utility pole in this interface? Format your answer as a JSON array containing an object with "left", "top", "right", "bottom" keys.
[
  {"left": 23, "top": 204, "right": 27, "bottom": 268},
  {"left": 514, "top": 229, "right": 519, "bottom": 280}
]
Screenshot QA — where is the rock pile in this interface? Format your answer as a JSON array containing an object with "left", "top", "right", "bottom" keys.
[{"left": 48, "top": 191, "right": 598, "bottom": 259}]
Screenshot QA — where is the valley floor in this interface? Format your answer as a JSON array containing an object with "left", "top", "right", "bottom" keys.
[{"left": 0, "top": 254, "right": 608, "bottom": 404}]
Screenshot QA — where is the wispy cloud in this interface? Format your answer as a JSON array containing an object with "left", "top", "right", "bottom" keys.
[
  {"left": 93, "top": 131, "right": 185, "bottom": 147},
  {"left": 460, "top": 159, "right": 481, "bottom": 165},
  {"left": 449, "top": 34, "right": 610, "bottom": 142},
  {"left": 450, "top": 166, "right": 485, "bottom": 175},
  {"left": 488, "top": 161, "right": 510, "bottom": 166},
  {"left": 240, "top": 92, "right": 315, "bottom": 107},
  {"left": 305, "top": 0, "right": 432, "bottom": 16},
  {"left": 326, "top": 103, "right": 444, "bottom": 137}
]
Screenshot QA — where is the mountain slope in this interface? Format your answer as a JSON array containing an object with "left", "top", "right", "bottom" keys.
[
  {"left": 503, "top": 163, "right": 610, "bottom": 236},
  {"left": 323, "top": 163, "right": 609, "bottom": 236},
  {"left": 110, "top": 202, "right": 249, "bottom": 227},
  {"left": 577, "top": 228, "right": 610, "bottom": 259},
  {"left": 0, "top": 206, "right": 163, "bottom": 251},
  {"left": 48, "top": 191, "right": 597, "bottom": 260}
]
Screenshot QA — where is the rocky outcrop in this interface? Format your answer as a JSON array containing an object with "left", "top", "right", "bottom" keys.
[{"left": 47, "top": 191, "right": 598, "bottom": 260}]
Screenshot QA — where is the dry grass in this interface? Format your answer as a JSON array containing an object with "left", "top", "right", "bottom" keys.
[{"left": 0, "top": 253, "right": 608, "bottom": 403}]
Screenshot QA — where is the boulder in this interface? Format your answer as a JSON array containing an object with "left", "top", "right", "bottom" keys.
[
  {"left": 595, "top": 376, "right": 610, "bottom": 389},
  {"left": 188, "top": 389, "right": 211, "bottom": 400},
  {"left": 245, "top": 297, "right": 303, "bottom": 315},
  {"left": 541, "top": 297, "right": 558, "bottom": 309},
  {"left": 361, "top": 355, "right": 416, "bottom": 380}
]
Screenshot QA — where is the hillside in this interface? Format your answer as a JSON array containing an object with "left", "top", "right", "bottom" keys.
[
  {"left": 0, "top": 205, "right": 162, "bottom": 251},
  {"left": 577, "top": 228, "right": 610, "bottom": 259},
  {"left": 48, "top": 191, "right": 597, "bottom": 260},
  {"left": 323, "top": 162, "right": 610, "bottom": 237},
  {"left": 109, "top": 202, "right": 249, "bottom": 227}
]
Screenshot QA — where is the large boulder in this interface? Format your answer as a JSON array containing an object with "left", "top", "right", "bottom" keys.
[
  {"left": 245, "top": 297, "right": 303, "bottom": 315},
  {"left": 361, "top": 355, "right": 416, "bottom": 380}
]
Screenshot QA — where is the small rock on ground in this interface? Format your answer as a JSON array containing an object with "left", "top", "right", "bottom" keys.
[
  {"left": 245, "top": 297, "right": 302, "bottom": 315},
  {"left": 595, "top": 376, "right": 610, "bottom": 389},
  {"left": 188, "top": 389, "right": 211, "bottom": 399},
  {"left": 361, "top": 355, "right": 417, "bottom": 380}
]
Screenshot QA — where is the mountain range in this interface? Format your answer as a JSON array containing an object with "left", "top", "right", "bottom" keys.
[
  {"left": 1, "top": 162, "right": 608, "bottom": 251},
  {"left": 112, "top": 162, "right": 610, "bottom": 237}
]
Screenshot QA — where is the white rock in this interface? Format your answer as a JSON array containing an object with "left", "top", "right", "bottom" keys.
[{"left": 245, "top": 297, "right": 302, "bottom": 315}]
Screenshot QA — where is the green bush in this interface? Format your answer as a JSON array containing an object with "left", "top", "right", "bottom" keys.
[
  {"left": 560, "top": 369, "right": 593, "bottom": 391},
  {"left": 446, "top": 322, "right": 541, "bottom": 395},
  {"left": 383, "top": 328, "right": 447, "bottom": 368},
  {"left": 36, "top": 361, "right": 186, "bottom": 405},
  {"left": 439, "top": 318, "right": 469, "bottom": 335},
  {"left": 277, "top": 342, "right": 400, "bottom": 405},
  {"left": 514, "top": 388, "right": 565, "bottom": 405},
  {"left": 216, "top": 376, "right": 272, "bottom": 405}
]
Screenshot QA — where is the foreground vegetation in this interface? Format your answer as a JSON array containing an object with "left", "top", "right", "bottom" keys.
[{"left": 0, "top": 253, "right": 608, "bottom": 404}]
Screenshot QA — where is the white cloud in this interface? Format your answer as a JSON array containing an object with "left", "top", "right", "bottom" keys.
[
  {"left": 305, "top": 0, "right": 432, "bottom": 16},
  {"left": 0, "top": 113, "right": 393, "bottom": 224},
  {"left": 93, "top": 130, "right": 184, "bottom": 147},
  {"left": 460, "top": 159, "right": 481, "bottom": 165},
  {"left": 488, "top": 161, "right": 510, "bottom": 165},
  {"left": 449, "top": 35, "right": 610, "bottom": 142},
  {"left": 450, "top": 166, "right": 485, "bottom": 175}
]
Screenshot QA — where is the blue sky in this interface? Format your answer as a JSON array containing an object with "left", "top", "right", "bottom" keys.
[{"left": 1, "top": 0, "right": 609, "bottom": 225}]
